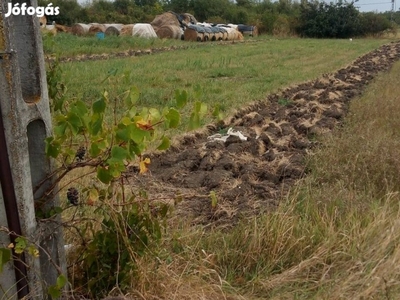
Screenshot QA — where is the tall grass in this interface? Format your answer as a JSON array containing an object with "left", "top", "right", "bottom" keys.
[{"left": 124, "top": 60, "right": 400, "bottom": 299}]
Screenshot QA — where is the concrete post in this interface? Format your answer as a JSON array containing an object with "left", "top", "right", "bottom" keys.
[{"left": 0, "top": 0, "right": 66, "bottom": 298}]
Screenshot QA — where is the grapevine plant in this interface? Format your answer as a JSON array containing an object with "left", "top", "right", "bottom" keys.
[{"left": 0, "top": 59, "right": 218, "bottom": 299}]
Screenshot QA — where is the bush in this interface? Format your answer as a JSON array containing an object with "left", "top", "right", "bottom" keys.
[
  {"left": 273, "top": 14, "right": 292, "bottom": 37},
  {"left": 297, "top": 1, "right": 361, "bottom": 38},
  {"left": 359, "top": 12, "right": 394, "bottom": 36}
]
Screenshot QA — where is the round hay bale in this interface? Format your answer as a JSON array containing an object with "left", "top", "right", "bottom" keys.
[
  {"left": 105, "top": 24, "right": 122, "bottom": 36},
  {"left": 88, "top": 24, "right": 106, "bottom": 35},
  {"left": 120, "top": 24, "right": 134, "bottom": 36},
  {"left": 151, "top": 12, "right": 180, "bottom": 28},
  {"left": 156, "top": 25, "right": 182, "bottom": 39},
  {"left": 55, "top": 24, "right": 71, "bottom": 33},
  {"left": 181, "top": 13, "right": 197, "bottom": 25},
  {"left": 236, "top": 31, "right": 244, "bottom": 40},
  {"left": 71, "top": 23, "right": 90, "bottom": 36},
  {"left": 132, "top": 23, "right": 157, "bottom": 38},
  {"left": 39, "top": 15, "right": 47, "bottom": 28},
  {"left": 184, "top": 27, "right": 201, "bottom": 42}
]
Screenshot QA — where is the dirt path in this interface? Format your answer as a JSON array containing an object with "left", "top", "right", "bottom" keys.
[{"left": 127, "top": 41, "right": 400, "bottom": 227}]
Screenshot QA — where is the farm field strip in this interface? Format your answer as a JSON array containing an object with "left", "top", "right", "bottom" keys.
[
  {"left": 60, "top": 37, "right": 395, "bottom": 130},
  {"left": 125, "top": 40, "right": 400, "bottom": 226}
]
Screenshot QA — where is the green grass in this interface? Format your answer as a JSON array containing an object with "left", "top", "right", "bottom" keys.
[
  {"left": 54, "top": 35, "right": 394, "bottom": 131},
  {"left": 42, "top": 32, "right": 191, "bottom": 58}
]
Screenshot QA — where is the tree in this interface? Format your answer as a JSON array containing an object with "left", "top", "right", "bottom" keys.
[
  {"left": 38, "top": 0, "right": 87, "bottom": 25},
  {"left": 297, "top": 1, "right": 361, "bottom": 38}
]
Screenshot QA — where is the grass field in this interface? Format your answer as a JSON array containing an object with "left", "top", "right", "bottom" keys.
[{"left": 53, "top": 35, "right": 395, "bottom": 131}]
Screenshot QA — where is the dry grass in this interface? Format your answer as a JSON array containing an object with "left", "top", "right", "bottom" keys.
[{"left": 120, "top": 61, "right": 400, "bottom": 299}]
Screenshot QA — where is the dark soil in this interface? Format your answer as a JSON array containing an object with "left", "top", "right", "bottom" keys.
[{"left": 126, "top": 41, "right": 400, "bottom": 227}]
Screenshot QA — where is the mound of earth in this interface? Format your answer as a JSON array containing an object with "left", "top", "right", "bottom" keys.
[{"left": 127, "top": 41, "right": 400, "bottom": 227}]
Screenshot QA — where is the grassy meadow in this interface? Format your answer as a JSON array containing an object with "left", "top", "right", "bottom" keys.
[
  {"left": 44, "top": 34, "right": 400, "bottom": 299},
  {"left": 53, "top": 34, "right": 394, "bottom": 132}
]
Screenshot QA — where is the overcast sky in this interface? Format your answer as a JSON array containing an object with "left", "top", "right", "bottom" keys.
[{"left": 76, "top": 0, "right": 397, "bottom": 13}]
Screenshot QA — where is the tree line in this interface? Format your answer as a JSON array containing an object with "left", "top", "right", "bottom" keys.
[{"left": 38, "top": 0, "right": 399, "bottom": 38}]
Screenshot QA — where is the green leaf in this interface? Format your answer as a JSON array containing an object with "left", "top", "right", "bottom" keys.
[
  {"left": 165, "top": 108, "right": 180, "bottom": 128},
  {"left": 130, "top": 125, "right": 150, "bottom": 144},
  {"left": 92, "top": 98, "right": 106, "bottom": 114},
  {"left": 48, "top": 285, "right": 61, "bottom": 299},
  {"left": 195, "top": 101, "right": 207, "bottom": 116},
  {"left": 188, "top": 112, "right": 200, "bottom": 131},
  {"left": 89, "top": 143, "right": 101, "bottom": 157},
  {"left": 128, "top": 106, "right": 137, "bottom": 118},
  {"left": 56, "top": 274, "right": 67, "bottom": 288},
  {"left": 45, "top": 137, "right": 61, "bottom": 158},
  {"left": 89, "top": 114, "right": 103, "bottom": 136},
  {"left": 157, "top": 136, "right": 170, "bottom": 150},
  {"left": 54, "top": 96, "right": 66, "bottom": 113},
  {"left": 70, "top": 100, "right": 88, "bottom": 117},
  {"left": 148, "top": 108, "right": 161, "bottom": 123},
  {"left": 106, "top": 158, "right": 126, "bottom": 177},
  {"left": 175, "top": 89, "right": 188, "bottom": 109},
  {"left": 15, "top": 237, "right": 27, "bottom": 254},
  {"left": 111, "top": 146, "right": 129, "bottom": 160},
  {"left": 130, "top": 142, "right": 145, "bottom": 156},
  {"left": 212, "top": 105, "right": 224, "bottom": 121},
  {"left": 0, "top": 248, "right": 11, "bottom": 273},
  {"left": 116, "top": 126, "right": 130, "bottom": 142},
  {"left": 66, "top": 112, "right": 82, "bottom": 136},
  {"left": 125, "top": 86, "right": 140, "bottom": 106},
  {"left": 101, "top": 68, "right": 118, "bottom": 83},
  {"left": 97, "top": 167, "right": 113, "bottom": 184},
  {"left": 53, "top": 122, "right": 67, "bottom": 137}
]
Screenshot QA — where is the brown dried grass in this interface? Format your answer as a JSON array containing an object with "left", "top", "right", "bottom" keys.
[
  {"left": 120, "top": 24, "right": 134, "bottom": 36},
  {"left": 88, "top": 24, "right": 106, "bottom": 35}
]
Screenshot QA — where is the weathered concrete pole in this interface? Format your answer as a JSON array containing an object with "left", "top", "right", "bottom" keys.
[{"left": 0, "top": 0, "right": 66, "bottom": 298}]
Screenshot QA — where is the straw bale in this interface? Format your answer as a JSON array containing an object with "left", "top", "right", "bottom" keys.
[
  {"left": 105, "top": 24, "right": 123, "bottom": 36},
  {"left": 155, "top": 25, "right": 182, "bottom": 40},
  {"left": 71, "top": 23, "right": 90, "bottom": 36},
  {"left": 132, "top": 23, "right": 157, "bottom": 38},
  {"left": 88, "top": 24, "right": 106, "bottom": 35},
  {"left": 39, "top": 15, "right": 47, "bottom": 27},
  {"left": 181, "top": 13, "right": 197, "bottom": 25},
  {"left": 55, "top": 24, "right": 71, "bottom": 33},
  {"left": 120, "top": 24, "right": 134, "bottom": 36},
  {"left": 184, "top": 27, "right": 201, "bottom": 42},
  {"left": 151, "top": 12, "right": 180, "bottom": 29}
]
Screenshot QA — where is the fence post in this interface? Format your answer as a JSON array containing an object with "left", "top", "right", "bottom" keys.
[{"left": 0, "top": 1, "right": 67, "bottom": 298}]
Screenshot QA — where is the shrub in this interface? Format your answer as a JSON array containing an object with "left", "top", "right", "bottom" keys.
[
  {"left": 359, "top": 12, "right": 394, "bottom": 36},
  {"left": 297, "top": 1, "right": 361, "bottom": 38}
]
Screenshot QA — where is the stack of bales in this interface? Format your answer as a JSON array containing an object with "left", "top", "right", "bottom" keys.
[
  {"left": 151, "top": 11, "right": 184, "bottom": 40},
  {"left": 184, "top": 23, "right": 243, "bottom": 42}
]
